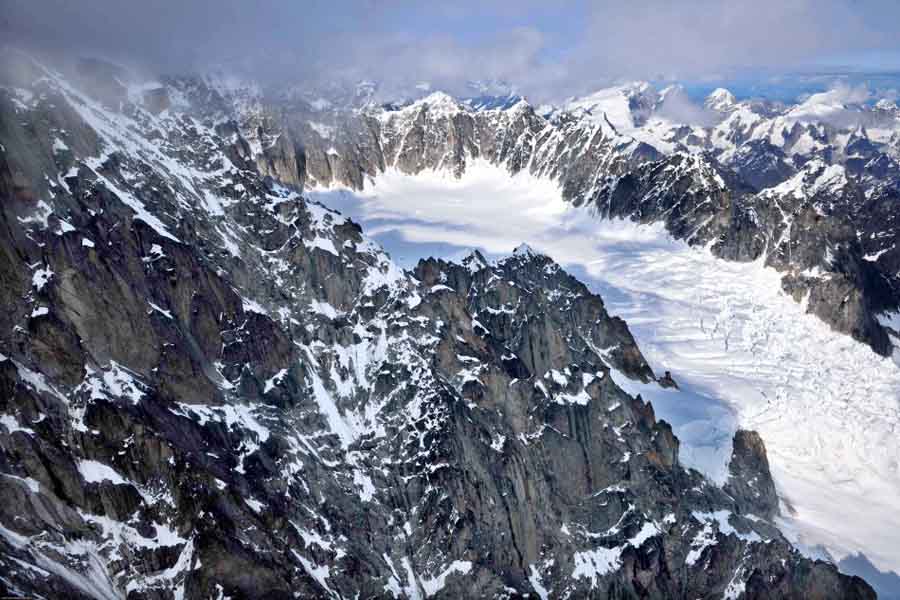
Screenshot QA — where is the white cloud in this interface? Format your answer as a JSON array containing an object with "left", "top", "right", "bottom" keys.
[{"left": 7, "top": 0, "right": 900, "bottom": 103}]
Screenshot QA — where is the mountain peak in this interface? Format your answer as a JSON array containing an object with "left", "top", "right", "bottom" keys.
[
  {"left": 659, "top": 83, "right": 687, "bottom": 100},
  {"left": 767, "top": 159, "right": 848, "bottom": 200},
  {"left": 409, "top": 91, "right": 465, "bottom": 117},
  {"left": 460, "top": 248, "right": 489, "bottom": 272},
  {"left": 512, "top": 242, "right": 542, "bottom": 258},
  {"left": 705, "top": 87, "right": 736, "bottom": 112}
]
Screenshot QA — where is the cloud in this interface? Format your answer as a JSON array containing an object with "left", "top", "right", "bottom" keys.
[
  {"left": 800, "top": 84, "right": 872, "bottom": 107},
  {"left": 575, "top": 2, "right": 881, "bottom": 79},
  {"left": 655, "top": 87, "right": 722, "bottom": 128},
  {"left": 781, "top": 83, "right": 878, "bottom": 129},
  {"left": 4, "top": 0, "right": 900, "bottom": 102}
]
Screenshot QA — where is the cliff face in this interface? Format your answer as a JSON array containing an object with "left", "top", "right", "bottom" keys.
[
  {"left": 0, "top": 54, "right": 876, "bottom": 599},
  {"left": 178, "top": 78, "right": 899, "bottom": 357}
]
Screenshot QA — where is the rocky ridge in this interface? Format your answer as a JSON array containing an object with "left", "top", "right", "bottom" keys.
[
  {"left": 0, "top": 53, "right": 878, "bottom": 598},
  {"left": 201, "top": 76, "right": 900, "bottom": 356}
]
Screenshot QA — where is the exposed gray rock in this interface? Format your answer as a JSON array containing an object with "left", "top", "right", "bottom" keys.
[
  {"left": 725, "top": 430, "right": 780, "bottom": 520},
  {"left": 196, "top": 81, "right": 900, "bottom": 356},
  {"left": 0, "top": 52, "right": 877, "bottom": 599}
]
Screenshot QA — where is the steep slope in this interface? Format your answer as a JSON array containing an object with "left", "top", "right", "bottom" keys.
[
  {"left": 0, "top": 55, "right": 876, "bottom": 599},
  {"left": 194, "top": 77, "right": 900, "bottom": 356},
  {"left": 594, "top": 155, "right": 895, "bottom": 354},
  {"left": 307, "top": 159, "right": 900, "bottom": 585},
  {"left": 561, "top": 82, "right": 900, "bottom": 192}
]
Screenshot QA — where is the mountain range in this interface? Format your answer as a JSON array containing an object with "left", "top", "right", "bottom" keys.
[{"left": 0, "top": 50, "right": 896, "bottom": 598}]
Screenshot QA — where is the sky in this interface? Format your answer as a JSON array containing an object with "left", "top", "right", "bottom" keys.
[{"left": 5, "top": 0, "right": 900, "bottom": 102}]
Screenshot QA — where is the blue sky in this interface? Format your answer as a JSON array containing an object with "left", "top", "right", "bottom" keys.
[{"left": 6, "top": 0, "right": 900, "bottom": 102}]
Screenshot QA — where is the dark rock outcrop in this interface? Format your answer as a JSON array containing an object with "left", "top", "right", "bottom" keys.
[{"left": 725, "top": 430, "right": 780, "bottom": 520}]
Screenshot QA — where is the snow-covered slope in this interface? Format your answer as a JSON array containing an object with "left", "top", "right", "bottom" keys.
[
  {"left": 310, "top": 162, "right": 900, "bottom": 591},
  {"left": 555, "top": 80, "right": 900, "bottom": 191},
  {"left": 270, "top": 83, "right": 898, "bottom": 358},
  {"left": 586, "top": 225, "right": 900, "bottom": 578}
]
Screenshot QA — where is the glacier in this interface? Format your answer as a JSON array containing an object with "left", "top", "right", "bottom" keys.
[{"left": 310, "top": 161, "right": 900, "bottom": 585}]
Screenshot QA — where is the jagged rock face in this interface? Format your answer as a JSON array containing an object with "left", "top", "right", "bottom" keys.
[
  {"left": 725, "top": 431, "right": 779, "bottom": 520},
  {"left": 413, "top": 247, "right": 655, "bottom": 384},
  {"left": 746, "top": 163, "right": 896, "bottom": 353},
  {"left": 726, "top": 139, "right": 796, "bottom": 189},
  {"left": 186, "top": 81, "right": 900, "bottom": 356},
  {"left": 855, "top": 186, "right": 900, "bottom": 319},
  {"left": 592, "top": 152, "right": 751, "bottom": 246},
  {"left": 583, "top": 152, "right": 894, "bottom": 353},
  {"left": 254, "top": 90, "right": 659, "bottom": 203},
  {"left": 0, "top": 54, "right": 878, "bottom": 599},
  {"left": 79, "top": 66, "right": 897, "bottom": 355},
  {"left": 389, "top": 98, "right": 900, "bottom": 354}
]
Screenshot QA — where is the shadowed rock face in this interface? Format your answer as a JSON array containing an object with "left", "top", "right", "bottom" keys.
[
  {"left": 0, "top": 53, "right": 877, "bottom": 599},
  {"left": 725, "top": 430, "right": 779, "bottom": 520}
]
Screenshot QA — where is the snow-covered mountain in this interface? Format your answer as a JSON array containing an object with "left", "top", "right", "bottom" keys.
[
  {"left": 0, "top": 49, "right": 895, "bottom": 599},
  {"left": 557, "top": 82, "right": 900, "bottom": 187},
  {"left": 308, "top": 164, "right": 900, "bottom": 598},
  {"left": 205, "top": 76, "right": 900, "bottom": 359}
]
